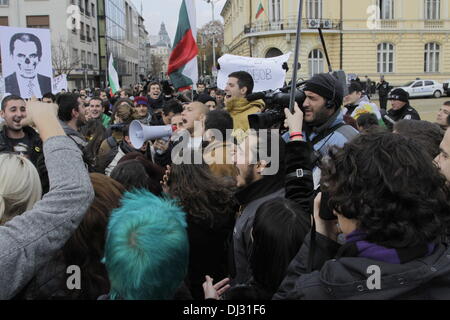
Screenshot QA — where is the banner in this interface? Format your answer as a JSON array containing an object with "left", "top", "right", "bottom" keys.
[
  {"left": 52, "top": 74, "right": 68, "bottom": 94},
  {"left": 217, "top": 53, "right": 291, "bottom": 93},
  {"left": 0, "top": 74, "right": 5, "bottom": 102},
  {"left": 0, "top": 26, "right": 53, "bottom": 99}
]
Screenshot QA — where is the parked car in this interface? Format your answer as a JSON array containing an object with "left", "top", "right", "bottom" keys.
[
  {"left": 443, "top": 80, "right": 450, "bottom": 96},
  {"left": 395, "top": 80, "right": 444, "bottom": 98}
]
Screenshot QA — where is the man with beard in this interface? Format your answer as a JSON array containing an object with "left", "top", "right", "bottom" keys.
[
  {"left": 89, "top": 97, "right": 111, "bottom": 128},
  {"left": 230, "top": 130, "right": 286, "bottom": 285},
  {"left": 57, "top": 93, "right": 88, "bottom": 150},
  {"left": 283, "top": 73, "right": 359, "bottom": 188},
  {"left": 0, "top": 95, "right": 42, "bottom": 166}
]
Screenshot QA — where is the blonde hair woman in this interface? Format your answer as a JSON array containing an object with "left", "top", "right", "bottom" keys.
[{"left": 0, "top": 154, "right": 42, "bottom": 225}]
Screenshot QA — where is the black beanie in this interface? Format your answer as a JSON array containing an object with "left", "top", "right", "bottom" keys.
[
  {"left": 304, "top": 73, "right": 344, "bottom": 108},
  {"left": 388, "top": 88, "right": 409, "bottom": 103}
]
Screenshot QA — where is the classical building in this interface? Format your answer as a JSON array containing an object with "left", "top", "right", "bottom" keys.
[
  {"left": 0, "top": 0, "right": 101, "bottom": 89},
  {"left": 149, "top": 22, "right": 172, "bottom": 79},
  {"left": 221, "top": 0, "right": 450, "bottom": 85}
]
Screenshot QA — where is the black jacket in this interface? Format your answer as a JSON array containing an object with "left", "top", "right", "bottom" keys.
[
  {"left": 5, "top": 72, "right": 52, "bottom": 97},
  {"left": 377, "top": 81, "right": 391, "bottom": 97},
  {"left": 0, "top": 125, "right": 43, "bottom": 166},
  {"left": 273, "top": 232, "right": 450, "bottom": 300},
  {"left": 384, "top": 104, "right": 421, "bottom": 130}
]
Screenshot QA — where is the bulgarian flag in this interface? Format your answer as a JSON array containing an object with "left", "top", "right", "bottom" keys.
[
  {"left": 108, "top": 53, "right": 121, "bottom": 96},
  {"left": 256, "top": 2, "right": 265, "bottom": 19},
  {"left": 168, "top": 0, "right": 199, "bottom": 90}
]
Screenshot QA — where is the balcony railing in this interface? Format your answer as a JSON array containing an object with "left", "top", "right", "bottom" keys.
[
  {"left": 424, "top": 20, "right": 444, "bottom": 29},
  {"left": 244, "top": 19, "right": 341, "bottom": 35}
]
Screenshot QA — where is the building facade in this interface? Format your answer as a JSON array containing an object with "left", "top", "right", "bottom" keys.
[
  {"left": 221, "top": 0, "right": 450, "bottom": 85},
  {"left": 149, "top": 22, "right": 172, "bottom": 80},
  {"left": 0, "top": 0, "right": 101, "bottom": 90},
  {"left": 97, "top": 0, "right": 148, "bottom": 89}
]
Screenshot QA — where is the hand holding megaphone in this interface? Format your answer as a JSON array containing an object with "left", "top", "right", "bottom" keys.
[{"left": 129, "top": 120, "right": 174, "bottom": 149}]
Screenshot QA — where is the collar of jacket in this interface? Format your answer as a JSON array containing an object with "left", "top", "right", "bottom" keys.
[
  {"left": 235, "top": 173, "right": 284, "bottom": 206},
  {"left": 60, "top": 121, "right": 86, "bottom": 141},
  {"left": 0, "top": 125, "right": 41, "bottom": 146},
  {"left": 389, "top": 103, "right": 411, "bottom": 117},
  {"left": 305, "top": 109, "right": 342, "bottom": 138},
  {"left": 226, "top": 98, "right": 265, "bottom": 115}
]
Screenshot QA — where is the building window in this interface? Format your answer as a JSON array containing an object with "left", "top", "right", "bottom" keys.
[
  {"left": 377, "top": 43, "right": 394, "bottom": 73},
  {"left": 425, "top": 42, "right": 440, "bottom": 72},
  {"left": 0, "top": 16, "right": 8, "bottom": 26},
  {"left": 307, "top": 0, "right": 322, "bottom": 19},
  {"left": 425, "top": 0, "right": 440, "bottom": 20},
  {"left": 378, "top": 0, "right": 394, "bottom": 19},
  {"left": 269, "top": 0, "right": 281, "bottom": 22},
  {"left": 91, "top": 3, "right": 95, "bottom": 17},
  {"left": 0, "top": 0, "right": 9, "bottom": 5},
  {"left": 308, "top": 49, "right": 324, "bottom": 77},
  {"left": 26, "top": 15, "right": 50, "bottom": 29}
]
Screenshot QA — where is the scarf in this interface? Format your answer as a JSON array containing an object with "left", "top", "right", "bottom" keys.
[{"left": 336, "top": 230, "right": 436, "bottom": 264}]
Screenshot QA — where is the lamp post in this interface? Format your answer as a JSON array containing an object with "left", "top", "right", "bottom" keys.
[{"left": 205, "top": 0, "right": 218, "bottom": 71}]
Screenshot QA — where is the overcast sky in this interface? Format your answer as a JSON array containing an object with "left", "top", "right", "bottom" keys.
[{"left": 131, "top": 0, "right": 227, "bottom": 43}]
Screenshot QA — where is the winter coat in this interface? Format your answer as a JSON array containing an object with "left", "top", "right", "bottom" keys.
[
  {"left": 226, "top": 98, "right": 265, "bottom": 143},
  {"left": 0, "top": 126, "right": 43, "bottom": 166},
  {"left": 0, "top": 136, "right": 94, "bottom": 299},
  {"left": 273, "top": 232, "right": 450, "bottom": 300}
]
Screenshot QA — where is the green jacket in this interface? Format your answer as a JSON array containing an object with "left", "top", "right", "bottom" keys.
[{"left": 101, "top": 114, "right": 111, "bottom": 129}]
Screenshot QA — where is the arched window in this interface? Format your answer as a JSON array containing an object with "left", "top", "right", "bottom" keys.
[
  {"left": 308, "top": 49, "right": 324, "bottom": 77},
  {"left": 377, "top": 43, "right": 394, "bottom": 73},
  {"left": 425, "top": 42, "right": 440, "bottom": 72},
  {"left": 307, "top": 0, "right": 322, "bottom": 19},
  {"left": 425, "top": 0, "right": 440, "bottom": 20},
  {"left": 265, "top": 48, "right": 283, "bottom": 58}
]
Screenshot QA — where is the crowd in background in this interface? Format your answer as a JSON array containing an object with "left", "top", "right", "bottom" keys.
[{"left": 1, "top": 70, "right": 450, "bottom": 300}]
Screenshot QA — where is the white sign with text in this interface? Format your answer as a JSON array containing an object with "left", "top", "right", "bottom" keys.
[{"left": 217, "top": 53, "right": 291, "bottom": 92}]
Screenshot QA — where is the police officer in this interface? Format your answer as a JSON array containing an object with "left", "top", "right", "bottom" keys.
[
  {"left": 383, "top": 88, "right": 421, "bottom": 130},
  {"left": 377, "top": 75, "right": 390, "bottom": 110}
]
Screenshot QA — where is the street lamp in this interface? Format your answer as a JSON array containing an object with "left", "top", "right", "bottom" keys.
[{"left": 204, "top": 0, "right": 219, "bottom": 73}]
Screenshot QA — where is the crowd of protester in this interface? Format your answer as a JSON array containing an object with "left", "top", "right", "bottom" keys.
[{"left": 0, "top": 71, "right": 450, "bottom": 301}]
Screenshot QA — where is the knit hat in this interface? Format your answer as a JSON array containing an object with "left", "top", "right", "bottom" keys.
[
  {"left": 348, "top": 81, "right": 363, "bottom": 94},
  {"left": 134, "top": 96, "right": 149, "bottom": 106},
  {"left": 388, "top": 88, "right": 409, "bottom": 103},
  {"left": 304, "top": 73, "right": 344, "bottom": 108}
]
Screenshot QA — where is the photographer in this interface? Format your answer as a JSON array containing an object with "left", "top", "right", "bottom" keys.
[
  {"left": 273, "top": 132, "right": 450, "bottom": 300},
  {"left": 224, "top": 71, "right": 265, "bottom": 143},
  {"left": 284, "top": 73, "right": 358, "bottom": 187}
]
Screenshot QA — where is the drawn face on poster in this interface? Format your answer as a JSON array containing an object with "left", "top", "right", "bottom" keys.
[{"left": 0, "top": 26, "right": 53, "bottom": 99}]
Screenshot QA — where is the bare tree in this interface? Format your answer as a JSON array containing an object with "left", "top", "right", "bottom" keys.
[
  {"left": 52, "top": 37, "right": 80, "bottom": 77},
  {"left": 150, "top": 54, "right": 165, "bottom": 78},
  {"left": 197, "top": 20, "right": 224, "bottom": 76}
]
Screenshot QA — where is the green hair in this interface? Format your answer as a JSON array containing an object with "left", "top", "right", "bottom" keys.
[{"left": 104, "top": 189, "right": 189, "bottom": 300}]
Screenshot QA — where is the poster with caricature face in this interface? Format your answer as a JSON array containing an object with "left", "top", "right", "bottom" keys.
[{"left": 0, "top": 26, "right": 53, "bottom": 99}]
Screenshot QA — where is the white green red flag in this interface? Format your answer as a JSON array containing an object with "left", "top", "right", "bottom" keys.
[
  {"left": 108, "top": 53, "right": 121, "bottom": 95},
  {"left": 256, "top": 2, "right": 265, "bottom": 19},
  {"left": 168, "top": 0, "right": 199, "bottom": 90}
]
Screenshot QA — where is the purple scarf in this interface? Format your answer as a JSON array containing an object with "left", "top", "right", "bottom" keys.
[{"left": 341, "top": 230, "right": 436, "bottom": 264}]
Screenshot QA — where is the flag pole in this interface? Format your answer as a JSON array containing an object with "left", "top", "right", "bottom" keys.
[{"left": 289, "top": 0, "right": 304, "bottom": 113}]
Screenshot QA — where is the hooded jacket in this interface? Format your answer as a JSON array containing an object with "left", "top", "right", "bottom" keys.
[{"left": 226, "top": 98, "right": 265, "bottom": 143}]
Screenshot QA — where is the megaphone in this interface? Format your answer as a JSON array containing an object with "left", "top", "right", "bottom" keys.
[{"left": 129, "top": 120, "right": 173, "bottom": 149}]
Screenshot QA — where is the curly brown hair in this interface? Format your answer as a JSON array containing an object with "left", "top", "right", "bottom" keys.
[
  {"left": 321, "top": 132, "right": 450, "bottom": 247},
  {"left": 168, "top": 163, "right": 236, "bottom": 227}
]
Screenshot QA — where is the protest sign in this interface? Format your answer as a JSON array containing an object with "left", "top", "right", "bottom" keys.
[
  {"left": 217, "top": 53, "right": 291, "bottom": 92},
  {"left": 0, "top": 26, "right": 53, "bottom": 99},
  {"left": 52, "top": 74, "right": 68, "bottom": 94}
]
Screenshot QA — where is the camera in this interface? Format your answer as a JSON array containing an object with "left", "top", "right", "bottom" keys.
[{"left": 247, "top": 86, "right": 306, "bottom": 130}]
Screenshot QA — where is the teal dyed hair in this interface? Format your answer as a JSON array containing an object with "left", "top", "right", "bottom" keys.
[{"left": 104, "top": 189, "right": 189, "bottom": 300}]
